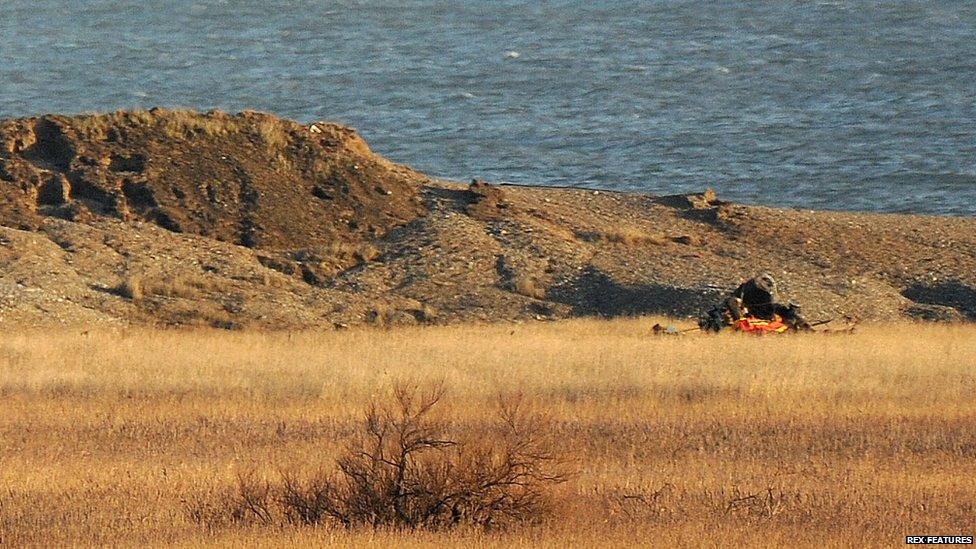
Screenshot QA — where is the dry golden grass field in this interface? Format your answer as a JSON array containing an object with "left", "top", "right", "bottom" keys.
[{"left": 0, "top": 320, "right": 974, "bottom": 547}]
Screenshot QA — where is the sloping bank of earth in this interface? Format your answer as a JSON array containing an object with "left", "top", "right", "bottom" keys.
[{"left": 0, "top": 110, "right": 973, "bottom": 329}]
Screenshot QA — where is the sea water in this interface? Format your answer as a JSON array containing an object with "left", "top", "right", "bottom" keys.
[{"left": 1, "top": 0, "right": 974, "bottom": 215}]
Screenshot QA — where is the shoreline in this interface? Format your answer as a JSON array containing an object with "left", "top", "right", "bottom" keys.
[
  {"left": 1, "top": 110, "right": 974, "bottom": 329},
  {"left": 493, "top": 179, "right": 975, "bottom": 220}
]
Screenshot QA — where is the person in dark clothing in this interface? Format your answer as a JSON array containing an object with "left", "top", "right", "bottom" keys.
[
  {"left": 724, "top": 274, "right": 811, "bottom": 330},
  {"left": 728, "top": 273, "right": 778, "bottom": 319}
]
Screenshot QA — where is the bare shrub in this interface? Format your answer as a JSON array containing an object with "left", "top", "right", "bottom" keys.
[
  {"left": 184, "top": 474, "right": 273, "bottom": 529},
  {"left": 115, "top": 273, "right": 210, "bottom": 300},
  {"left": 401, "top": 301, "right": 440, "bottom": 323},
  {"left": 724, "top": 486, "right": 789, "bottom": 519},
  {"left": 117, "top": 275, "right": 143, "bottom": 301},
  {"left": 603, "top": 482, "right": 677, "bottom": 522},
  {"left": 320, "top": 241, "right": 379, "bottom": 264},
  {"left": 212, "top": 383, "right": 569, "bottom": 531},
  {"left": 232, "top": 471, "right": 276, "bottom": 524},
  {"left": 255, "top": 119, "right": 289, "bottom": 151},
  {"left": 513, "top": 276, "right": 546, "bottom": 299},
  {"left": 367, "top": 302, "right": 394, "bottom": 327},
  {"left": 603, "top": 227, "right": 667, "bottom": 246},
  {"left": 419, "top": 304, "right": 438, "bottom": 322},
  {"left": 714, "top": 203, "right": 735, "bottom": 221},
  {"left": 144, "top": 276, "right": 200, "bottom": 299},
  {"left": 286, "top": 243, "right": 381, "bottom": 283},
  {"left": 353, "top": 244, "right": 380, "bottom": 263}
]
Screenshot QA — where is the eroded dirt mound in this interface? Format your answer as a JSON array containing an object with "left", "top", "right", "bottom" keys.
[
  {"left": 0, "top": 110, "right": 425, "bottom": 249},
  {"left": 465, "top": 178, "right": 509, "bottom": 220}
]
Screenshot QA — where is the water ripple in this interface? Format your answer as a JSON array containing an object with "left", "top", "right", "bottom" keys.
[{"left": 1, "top": 0, "right": 974, "bottom": 215}]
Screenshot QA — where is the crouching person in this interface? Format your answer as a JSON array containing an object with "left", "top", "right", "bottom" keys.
[
  {"left": 732, "top": 274, "right": 811, "bottom": 330},
  {"left": 703, "top": 274, "right": 811, "bottom": 332}
]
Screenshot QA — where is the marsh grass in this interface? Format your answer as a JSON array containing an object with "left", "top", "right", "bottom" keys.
[
  {"left": 67, "top": 109, "right": 294, "bottom": 146},
  {"left": 0, "top": 320, "right": 974, "bottom": 546}
]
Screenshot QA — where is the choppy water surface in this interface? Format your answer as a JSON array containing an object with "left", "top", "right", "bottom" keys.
[{"left": 2, "top": 1, "right": 975, "bottom": 215}]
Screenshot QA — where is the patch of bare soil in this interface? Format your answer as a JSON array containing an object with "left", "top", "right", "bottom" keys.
[{"left": 1, "top": 110, "right": 974, "bottom": 329}]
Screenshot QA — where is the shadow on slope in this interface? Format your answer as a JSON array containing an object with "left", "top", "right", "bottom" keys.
[
  {"left": 902, "top": 281, "right": 976, "bottom": 321},
  {"left": 547, "top": 266, "right": 723, "bottom": 318}
]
